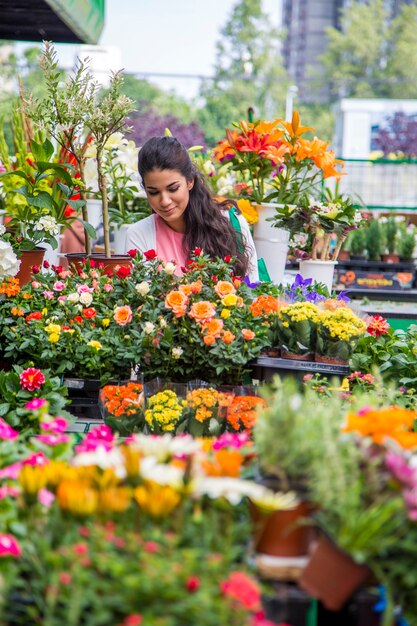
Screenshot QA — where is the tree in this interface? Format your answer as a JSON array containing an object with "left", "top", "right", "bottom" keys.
[
  {"left": 129, "top": 108, "right": 206, "bottom": 149},
  {"left": 373, "top": 112, "right": 417, "bottom": 158},
  {"left": 197, "top": 0, "right": 289, "bottom": 145},
  {"left": 320, "top": 0, "right": 417, "bottom": 100}
]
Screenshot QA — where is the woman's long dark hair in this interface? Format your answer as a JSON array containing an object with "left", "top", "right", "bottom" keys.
[{"left": 138, "top": 136, "right": 249, "bottom": 277}]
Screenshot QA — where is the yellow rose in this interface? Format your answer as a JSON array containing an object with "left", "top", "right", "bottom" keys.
[
  {"left": 102, "top": 318, "right": 110, "bottom": 327},
  {"left": 88, "top": 340, "right": 102, "bottom": 351},
  {"left": 46, "top": 323, "right": 61, "bottom": 334},
  {"left": 48, "top": 332, "right": 60, "bottom": 343},
  {"left": 222, "top": 294, "right": 238, "bottom": 307},
  {"left": 221, "top": 309, "right": 231, "bottom": 319}
]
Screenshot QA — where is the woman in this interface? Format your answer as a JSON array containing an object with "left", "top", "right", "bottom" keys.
[{"left": 125, "top": 136, "right": 259, "bottom": 281}]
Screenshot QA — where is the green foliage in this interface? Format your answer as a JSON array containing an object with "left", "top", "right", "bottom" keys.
[
  {"left": 365, "top": 218, "right": 382, "bottom": 260},
  {"left": 198, "top": 0, "right": 289, "bottom": 144},
  {"left": 383, "top": 217, "right": 398, "bottom": 255},
  {"left": 346, "top": 227, "right": 367, "bottom": 256},
  {"left": 320, "top": 0, "right": 417, "bottom": 99}
]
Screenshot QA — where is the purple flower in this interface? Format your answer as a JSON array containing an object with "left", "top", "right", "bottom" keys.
[
  {"left": 243, "top": 276, "right": 261, "bottom": 289},
  {"left": 337, "top": 291, "right": 351, "bottom": 303}
]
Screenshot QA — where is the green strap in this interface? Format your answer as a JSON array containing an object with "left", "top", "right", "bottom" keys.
[{"left": 228, "top": 206, "right": 271, "bottom": 282}]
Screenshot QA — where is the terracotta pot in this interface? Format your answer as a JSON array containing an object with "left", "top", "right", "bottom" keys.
[
  {"left": 281, "top": 350, "right": 314, "bottom": 362},
  {"left": 251, "top": 501, "right": 313, "bottom": 557},
  {"left": 65, "top": 253, "right": 132, "bottom": 274},
  {"left": 381, "top": 253, "right": 400, "bottom": 264},
  {"left": 315, "top": 353, "right": 348, "bottom": 366},
  {"left": 16, "top": 248, "right": 45, "bottom": 286},
  {"left": 336, "top": 249, "right": 350, "bottom": 262},
  {"left": 299, "top": 535, "right": 371, "bottom": 611}
]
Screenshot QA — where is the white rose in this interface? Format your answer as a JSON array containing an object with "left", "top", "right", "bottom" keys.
[
  {"left": 135, "top": 281, "right": 150, "bottom": 296},
  {"left": 0, "top": 241, "right": 20, "bottom": 279},
  {"left": 79, "top": 292, "right": 93, "bottom": 306},
  {"left": 159, "top": 318, "right": 167, "bottom": 328},
  {"left": 172, "top": 347, "right": 183, "bottom": 359},
  {"left": 163, "top": 262, "right": 176, "bottom": 275},
  {"left": 143, "top": 321, "right": 155, "bottom": 335},
  {"left": 67, "top": 292, "right": 80, "bottom": 303}
]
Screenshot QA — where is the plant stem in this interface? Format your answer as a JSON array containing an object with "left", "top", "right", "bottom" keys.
[
  {"left": 78, "top": 159, "right": 91, "bottom": 255},
  {"left": 333, "top": 233, "right": 347, "bottom": 261},
  {"left": 96, "top": 147, "right": 111, "bottom": 257}
]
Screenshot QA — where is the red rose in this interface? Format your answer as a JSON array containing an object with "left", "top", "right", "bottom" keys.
[
  {"left": 116, "top": 265, "right": 131, "bottom": 279},
  {"left": 186, "top": 576, "right": 200, "bottom": 592},
  {"left": 26, "top": 311, "right": 43, "bottom": 322},
  {"left": 52, "top": 265, "right": 64, "bottom": 274},
  {"left": 82, "top": 307, "right": 97, "bottom": 319},
  {"left": 211, "top": 275, "right": 218, "bottom": 282},
  {"left": 193, "top": 247, "right": 202, "bottom": 256},
  {"left": 89, "top": 259, "right": 96, "bottom": 268},
  {"left": 32, "top": 265, "right": 40, "bottom": 274},
  {"left": 127, "top": 249, "right": 137, "bottom": 258},
  {"left": 43, "top": 260, "right": 50, "bottom": 269},
  {"left": 73, "top": 315, "right": 83, "bottom": 324},
  {"left": 144, "top": 249, "right": 157, "bottom": 260},
  {"left": 224, "top": 255, "right": 231, "bottom": 263},
  {"left": 64, "top": 206, "right": 76, "bottom": 218}
]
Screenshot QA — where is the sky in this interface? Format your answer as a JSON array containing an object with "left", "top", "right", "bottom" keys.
[{"left": 40, "top": 0, "right": 282, "bottom": 101}]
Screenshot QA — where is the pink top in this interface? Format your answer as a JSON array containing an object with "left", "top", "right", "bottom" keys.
[{"left": 155, "top": 215, "right": 187, "bottom": 275}]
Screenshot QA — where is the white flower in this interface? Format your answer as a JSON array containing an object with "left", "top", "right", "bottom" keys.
[
  {"left": 248, "top": 486, "right": 299, "bottom": 512},
  {"left": 159, "top": 318, "right": 167, "bottom": 329},
  {"left": 36, "top": 215, "right": 59, "bottom": 236},
  {"left": 203, "top": 160, "right": 216, "bottom": 176},
  {"left": 73, "top": 446, "right": 126, "bottom": 479},
  {"left": 139, "top": 456, "right": 184, "bottom": 487},
  {"left": 67, "top": 292, "right": 80, "bottom": 304},
  {"left": 135, "top": 281, "right": 150, "bottom": 296},
  {"left": 79, "top": 292, "right": 93, "bottom": 306},
  {"left": 163, "top": 262, "right": 176, "bottom": 275},
  {"left": 104, "top": 132, "right": 126, "bottom": 150},
  {"left": 192, "top": 477, "right": 260, "bottom": 505},
  {"left": 143, "top": 321, "right": 155, "bottom": 334},
  {"left": 131, "top": 433, "right": 201, "bottom": 461},
  {"left": 0, "top": 241, "right": 20, "bottom": 279},
  {"left": 84, "top": 158, "right": 99, "bottom": 191},
  {"left": 353, "top": 211, "right": 363, "bottom": 223},
  {"left": 216, "top": 172, "right": 236, "bottom": 196},
  {"left": 0, "top": 224, "right": 6, "bottom": 236},
  {"left": 172, "top": 347, "right": 183, "bottom": 359}
]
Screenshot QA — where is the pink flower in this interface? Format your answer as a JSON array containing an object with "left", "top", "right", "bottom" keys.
[
  {"left": 77, "top": 284, "right": 94, "bottom": 294},
  {"left": 31, "top": 281, "right": 41, "bottom": 289},
  {"left": 73, "top": 542, "right": 88, "bottom": 555},
  {"left": 220, "top": 572, "right": 261, "bottom": 611},
  {"left": 25, "top": 398, "right": 47, "bottom": 411},
  {"left": 41, "top": 416, "right": 68, "bottom": 433},
  {"left": 75, "top": 424, "right": 115, "bottom": 453},
  {"left": 38, "top": 488, "right": 55, "bottom": 508},
  {"left": 213, "top": 432, "right": 249, "bottom": 450},
  {"left": 0, "top": 534, "right": 22, "bottom": 558},
  {"left": 43, "top": 290, "right": 55, "bottom": 299},
  {"left": 37, "top": 434, "right": 70, "bottom": 446},
  {"left": 104, "top": 283, "right": 113, "bottom": 292},
  {"left": 20, "top": 368, "right": 46, "bottom": 391},
  {"left": 122, "top": 615, "right": 143, "bottom": 626},
  {"left": 385, "top": 451, "right": 417, "bottom": 487},
  {"left": 23, "top": 452, "right": 48, "bottom": 467},
  {"left": 0, "top": 418, "right": 19, "bottom": 440},
  {"left": 0, "top": 462, "right": 23, "bottom": 480},
  {"left": 58, "top": 572, "right": 72, "bottom": 585},
  {"left": 53, "top": 281, "right": 66, "bottom": 291},
  {"left": 57, "top": 295, "right": 67, "bottom": 303},
  {"left": 143, "top": 541, "right": 159, "bottom": 553},
  {"left": 366, "top": 315, "right": 390, "bottom": 337},
  {"left": 0, "top": 486, "right": 19, "bottom": 500}
]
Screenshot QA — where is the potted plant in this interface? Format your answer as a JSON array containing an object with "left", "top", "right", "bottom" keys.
[
  {"left": 276, "top": 301, "right": 319, "bottom": 360},
  {"left": 0, "top": 133, "right": 85, "bottom": 284},
  {"left": 347, "top": 227, "right": 367, "bottom": 261},
  {"left": 315, "top": 305, "right": 367, "bottom": 365},
  {"left": 213, "top": 112, "right": 344, "bottom": 284},
  {"left": 381, "top": 216, "right": 400, "bottom": 263},
  {"left": 398, "top": 222, "right": 416, "bottom": 261},
  {"left": 24, "top": 41, "right": 135, "bottom": 262},
  {"left": 365, "top": 218, "right": 383, "bottom": 261}
]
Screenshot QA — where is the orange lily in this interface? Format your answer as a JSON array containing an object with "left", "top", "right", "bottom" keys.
[{"left": 282, "top": 111, "right": 315, "bottom": 138}]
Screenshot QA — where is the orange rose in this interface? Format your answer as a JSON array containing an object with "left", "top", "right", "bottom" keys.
[
  {"left": 189, "top": 301, "right": 216, "bottom": 324},
  {"left": 179, "top": 281, "right": 202, "bottom": 296},
  {"left": 201, "top": 318, "right": 224, "bottom": 338},
  {"left": 214, "top": 281, "right": 236, "bottom": 298},
  {"left": 242, "top": 328, "right": 255, "bottom": 341},
  {"left": 113, "top": 305, "right": 133, "bottom": 326},
  {"left": 165, "top": 290, "right": 189, "bottom": 314},
  {"left": 222, "top": 330, "right": 236, "bottom": 344},
  {"left": 203, "top": 334, "right": 217, "bottom": 346}
]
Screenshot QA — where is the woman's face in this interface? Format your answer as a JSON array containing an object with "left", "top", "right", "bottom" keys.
[{"left": 143, "top": 168, "right": 194, "bottom": 232}]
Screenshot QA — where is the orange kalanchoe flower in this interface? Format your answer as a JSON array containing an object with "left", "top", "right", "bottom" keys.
[
  {"left": 101, "top": 382, "right": 143, "bottom": 418},
  {"left": 250, "top": 295, "right": 281, "bottom": 318},
  {"left": 343, "top": 406, "right": 417, "bottom": 449},
  {"left": 227, "top": 396, "right": 267, "bottom": 432},
  {"left": 203, "top": 448, "right": 244, "bottom": 478},
  {"left": 0, "top": 278, "right": 20, "bottom": 297}
]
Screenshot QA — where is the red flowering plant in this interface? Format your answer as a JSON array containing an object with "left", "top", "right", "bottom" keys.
[
  {"left": 0, "top": 422, "right": 289, "bottom": 626},
  {"left": 0, "top": 365, "right": 72, "bottom": 433}
]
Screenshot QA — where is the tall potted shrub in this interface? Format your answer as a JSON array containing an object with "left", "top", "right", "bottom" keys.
[{"left": 25, "top": 42, "right": 134, "bottom": 260}]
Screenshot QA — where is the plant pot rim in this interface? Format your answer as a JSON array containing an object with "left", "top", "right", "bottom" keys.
[{"left": 299, "top": 259, "right": 338, "bottom": 266}]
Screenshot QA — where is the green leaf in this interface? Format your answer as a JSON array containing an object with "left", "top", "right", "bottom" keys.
[
  {"left": 27, "top": 192, "right": 54, "bottom": 210},
  {"left": 77, "top": 218, "right": 97, "bottom": 239},
  {"left": 37, "top": 163, "right": 73, "bottom": 187}
]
